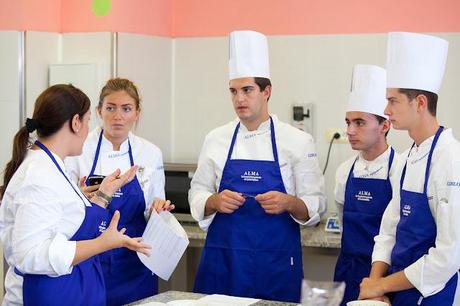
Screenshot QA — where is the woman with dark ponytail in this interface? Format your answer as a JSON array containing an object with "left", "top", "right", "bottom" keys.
[{"left": 0, "top": 84, "right": 151, "bottom": 306}]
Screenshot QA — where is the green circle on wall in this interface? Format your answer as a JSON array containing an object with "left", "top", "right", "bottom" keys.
[{"left": 92, "top": 0, "right": 112, "bottom": 16}]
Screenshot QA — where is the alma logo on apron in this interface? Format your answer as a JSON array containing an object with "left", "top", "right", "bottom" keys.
[
  {"left": 354, "top": 190, "right": 373, "bottom": 202},
  {"left": 112, "top": 188, "right": 123, "bottom": 198},
  {"left": 98, "top": 220, "right": 107, "bottom": 233},
  {"left": 240, "top": 170, "right": 262, "bottom": 182},
  {"left": 402, "top": 204, "right": 412, "bottom": 216}
]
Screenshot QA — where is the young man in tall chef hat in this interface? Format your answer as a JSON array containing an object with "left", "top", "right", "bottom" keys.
[
  {"left": 333, "top": 64, "right": 400, "bottom": 306},
  {"left": 359, "top": 32, "right": 460, "bottom": 305},
  {"left": 188, "top": 30, "right": 326, "bottom": 303}
]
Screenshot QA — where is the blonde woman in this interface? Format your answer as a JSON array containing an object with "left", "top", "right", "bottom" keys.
[{"left": 66, "top": 78, "right": 173, "bottom": 305}]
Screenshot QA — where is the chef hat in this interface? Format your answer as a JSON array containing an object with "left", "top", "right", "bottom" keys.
[
  {"left": 386, "top": 32, "right": 448, "bottom": 94},
  {"left": 228, "top": 30, "right": 270, "bottom": 80},
  {"left": 347, "top": 65, "right": 387, "bottom": 118}
]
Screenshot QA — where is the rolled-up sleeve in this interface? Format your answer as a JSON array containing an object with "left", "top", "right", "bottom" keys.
[{"left": 12, "top": 185, "right": 75, "bottom": 276}]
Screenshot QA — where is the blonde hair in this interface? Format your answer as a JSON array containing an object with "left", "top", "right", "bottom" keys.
[{"left": 98, "top": 78, "right": 141, "bottom": 110}]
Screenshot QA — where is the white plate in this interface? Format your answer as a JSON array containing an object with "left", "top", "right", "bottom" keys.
[{"left": 347, "top": 301, "right": 389, "bottom": 306}]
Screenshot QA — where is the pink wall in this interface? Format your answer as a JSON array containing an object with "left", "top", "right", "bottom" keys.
[
  {"left": 0, "top": 0, "right": 171, "bottom": 36},
  {"left": 0, "top": 0, "right": 61, "bottom": 32},
  {"left": 61, "top": 0, "right": 172, "bottom": 36},
  {"left": 172, "top": 0, "right": 460, "bottom": 37},
  {"left": 1, "top": 0, "right": 459, "bottom": 37}
]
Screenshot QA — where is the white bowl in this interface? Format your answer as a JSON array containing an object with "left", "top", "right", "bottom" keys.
[{"left": 347, "top": 301, "right": 389, "bottom": 306}]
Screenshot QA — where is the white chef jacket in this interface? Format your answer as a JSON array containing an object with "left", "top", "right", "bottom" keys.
[
  {"left": 334, "top": 146, "right": 401, "bottom": 226},
  {"left": 372, "top": 128, "right": 460, "bottom": 299},
  {"left": 189, "top": 115, "right": 326, "bottom": 231},
  {"left": 0, "top": 149, "right": 93, "bottom": 306},
  {"left": 65, "top": 127, "right": 165, "bottom": 210}
]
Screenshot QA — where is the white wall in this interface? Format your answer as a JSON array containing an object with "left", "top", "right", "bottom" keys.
[
  {"left": 26, "top": 32, "right": 111, "bottom": 128},
  {"left": 118, "top": 33, "right": 173, "bottom": 160},
  {"left": 0, "top": 32, "right": 21, "bottom": 176},
  {"left": 61, "top": 32, "right": 112, "bottom": 130},
  {"left": 26, "top": 31, "right": 60, "bottom": 118},
  {"left": 172, "top": 33, "right": 460, "bottom": 213},
  {"left": 173, "top": 37, "right": 230, "bottom": 162},
  {"left": 27, "top": 32, "right": 174, "bottom": 160},
  {"left": 0, "top": 30, "right": 22, "bottom": 300}
]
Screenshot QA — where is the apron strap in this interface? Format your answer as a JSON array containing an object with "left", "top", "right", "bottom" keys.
[
  {"left": 127, "top": 138, "right": 135, "bottom": 166},
  {"left": 269, "top": 117, "right": 280, "bottom": 163},
  {"left": 35, "top": 140, "right": 86, "bottom": 206},
  {"left": 400, "top": 142, "right": 415, "bottom": 190},
  {"left": 423, "top": 126, "right": 444, "bottom": 194},
  {"left": 347, "top": 156, "right": 359, "bottom": 179},
  {"left": 400, "top": 126, "right": 444, "bottom": 193},
  {"left": 226, "top": 116, "right": 279, "bottom": 162},
  {"left": 347, "top": 146, "right": 394, "bottom": 180},
  {"left": 88, "top": 130, "right": 104, "bottom": 177},
  {"left": 226, "top": 122, "right": 240, "bottom": 160},
  {"left": 90, "top": 130, "right": 135, "bottom": 174},
  {"left": 387, "top": 147, "right": 395, "bottom": 180}
]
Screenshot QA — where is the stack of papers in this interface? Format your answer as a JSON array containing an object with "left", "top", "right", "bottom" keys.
[{"left": 137, "top": 211, "right": 189, "bottom": 280}]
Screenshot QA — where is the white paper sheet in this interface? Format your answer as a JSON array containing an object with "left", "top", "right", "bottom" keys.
[
  {"left": 197, "top": 294, "right": 259, "bottom": 305},
  {"left": 139, "top": 296, "right": 260, "bottom": 306},
  {"left": 137, "top": 211, "right": 189, "bottom": 280}
]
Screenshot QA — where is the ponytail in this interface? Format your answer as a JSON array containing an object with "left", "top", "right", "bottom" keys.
[
  {"left": 1, "top": 84, "right": 90, "bottom": 199},
  {"left": 1, "top": 127, "right": 31, "bottom": 198}
]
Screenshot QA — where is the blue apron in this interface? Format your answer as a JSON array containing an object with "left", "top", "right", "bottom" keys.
[
  {"left": 87, "top": 131, "right": 157, "bottom": 306},
  {"left": 22, "top": 141, "right": 108, "bottom": 306},
  {"left": 193, "top": 117, "right": 303, "bottom": 303},
  {"left": 389, "top": 126, "right": 458, "bottom": 305},
  {"left": 334, "top": 148, "right": 395, "bottom": 306}
]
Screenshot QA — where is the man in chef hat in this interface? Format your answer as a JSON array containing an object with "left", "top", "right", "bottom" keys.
[
  {"left": 359, "top": 32, "right": 460, "bottom": 305},
  {"left": 189, "top": 30, "right": 326, "bottom": 303},
  {"left": 333, "top": 64, "right": 400, "bottom": 306}
]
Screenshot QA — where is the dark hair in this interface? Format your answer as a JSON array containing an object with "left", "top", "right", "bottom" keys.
[
  {"left": 254, "top": 77, "right": 271, "bottom": 91},
  {"left": 1, "top": 84, "right": 90, "bottom": 198},
  {"left": 374, "top": 114, "right": 390, "bottom": 137},
  {"left": 398, "top": 88, "right": 438, "bottom": 116},
  {"left": 98, "top": 78, "right": 141, "bottom": 111},
  {"left": 254, "top": 77, "right": 272, "bottom": 101}
]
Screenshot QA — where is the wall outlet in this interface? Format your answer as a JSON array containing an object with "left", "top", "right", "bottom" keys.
[{"left": 325, "top": 127, "right": 348, "bottom": 144}]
